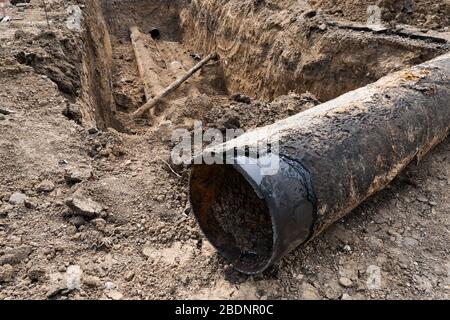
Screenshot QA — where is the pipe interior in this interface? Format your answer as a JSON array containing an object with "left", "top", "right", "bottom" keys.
[{"left": 190, "top": 165, "right": 274, "bottom": 273}]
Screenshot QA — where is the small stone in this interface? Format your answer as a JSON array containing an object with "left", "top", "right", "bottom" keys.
[
  {"left": 36, "top": 180, "right": 55, "bottom": 193},
  {"left": 69, "top": 215, "right": 86, "bottom": 228},
  {"left": 8, "top": 192, "right": 28, "bottom": 205},
  {"left": 0, "top": 264, "right": 14, "bottom": 283},
  {"left": 28, "top": 267, "right": 46, "bottom": 282},
  {"left": 339, "top": 277, "right": 353, "bottom": 288},
  {"left": 343, "top": 245, "right": 352, "bottom": 252},
  {"left": 66, "top": 194, "right": 104, "bottom": 218}
]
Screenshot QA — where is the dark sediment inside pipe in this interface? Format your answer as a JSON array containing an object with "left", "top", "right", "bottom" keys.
[{"left": 190, "top": 165, "right": 274, "bottom": 273}]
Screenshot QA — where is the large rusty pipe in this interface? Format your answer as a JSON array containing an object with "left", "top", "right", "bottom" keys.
[{"left": 189, "top": 53, "right": 450, "bottom": 274}]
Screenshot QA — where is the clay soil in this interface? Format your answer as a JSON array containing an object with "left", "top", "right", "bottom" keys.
[{"left": 0, "top": 0, "right": 449, "bottom": 300}]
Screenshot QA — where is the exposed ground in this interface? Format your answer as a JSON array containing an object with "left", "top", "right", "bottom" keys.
[
  {"left": 0, "top": 0, "right": 449, "bottom": 300},
  {"left": 310, "top": 0, "right": 450, "bottom": 30}
]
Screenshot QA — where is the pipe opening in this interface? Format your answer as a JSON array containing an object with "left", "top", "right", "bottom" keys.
[
  {"left": 190, "top": 165, "right": 274, "bottom": 274},
  {"left": 149, "top": 28, "right": 160, "bottom": 39}
]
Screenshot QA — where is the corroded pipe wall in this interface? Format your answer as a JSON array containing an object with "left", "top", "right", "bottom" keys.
[{"left": 190, "top": 53, "right": 450, "bottom": 274}]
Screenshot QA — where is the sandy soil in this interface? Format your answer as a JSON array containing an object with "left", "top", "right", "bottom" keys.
[{"left": 0, "top": 0, "right": 449, "bottom": 300}]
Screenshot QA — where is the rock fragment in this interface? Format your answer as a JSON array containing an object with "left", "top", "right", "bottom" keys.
[
  {"left": 66, "top": 194, "right": 104, "bottom": 218},
  {"left": 8, "top": 192, "right": 28, "bottom": 205},
  {"left": 36, "top": 180, "right": 55, "bottom": 193}
]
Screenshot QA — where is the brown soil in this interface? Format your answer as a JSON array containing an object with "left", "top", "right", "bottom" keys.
[
  {"left": 310, "top": 0, "right": 450, "bottom": 30},
  {"left": 0, "top": 0, "right": 448, "bottom": 300}
]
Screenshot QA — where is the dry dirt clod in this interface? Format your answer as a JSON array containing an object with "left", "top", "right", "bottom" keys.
[
  {"left": 62, "top": 104, "right": 82, "bottom": 123},
  {"left": 28, "top": 267, "right": 46, "bottom": 282},
  {"left": 0, "top": 246, "right": 33, "bottom": 266},
  {"left": 83, "top": 275, "right": 102, "bottom": 288},
  {"left": 0, "top": 264, "right": 14, "bottom": 283},
  {"left": 91, "top": 218, "right": 107, "bottom": 231}
]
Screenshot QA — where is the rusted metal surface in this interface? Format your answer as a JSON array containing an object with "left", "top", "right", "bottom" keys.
[{"left": 189, "top": 53, "right": 450, "bottom": 274}]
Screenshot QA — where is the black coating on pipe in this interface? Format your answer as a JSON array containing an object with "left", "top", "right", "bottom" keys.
[
  {"left": 189, "top": 53, "right": 450, "bottom": 274},
  {"left": 190, "top": 155, "right": 316, "bottom": 274}
]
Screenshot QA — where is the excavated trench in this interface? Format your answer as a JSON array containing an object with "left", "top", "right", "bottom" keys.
[
  {"left": 79, "top": 0, "right": 449, "bottom": 271},
  {"left": 80, "top": 0, "right": 448, "bottom": 131}
]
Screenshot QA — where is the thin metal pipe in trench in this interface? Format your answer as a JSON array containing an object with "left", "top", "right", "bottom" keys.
[{"left": 189, "top": 53, "right": 450, "bottom": 274}]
